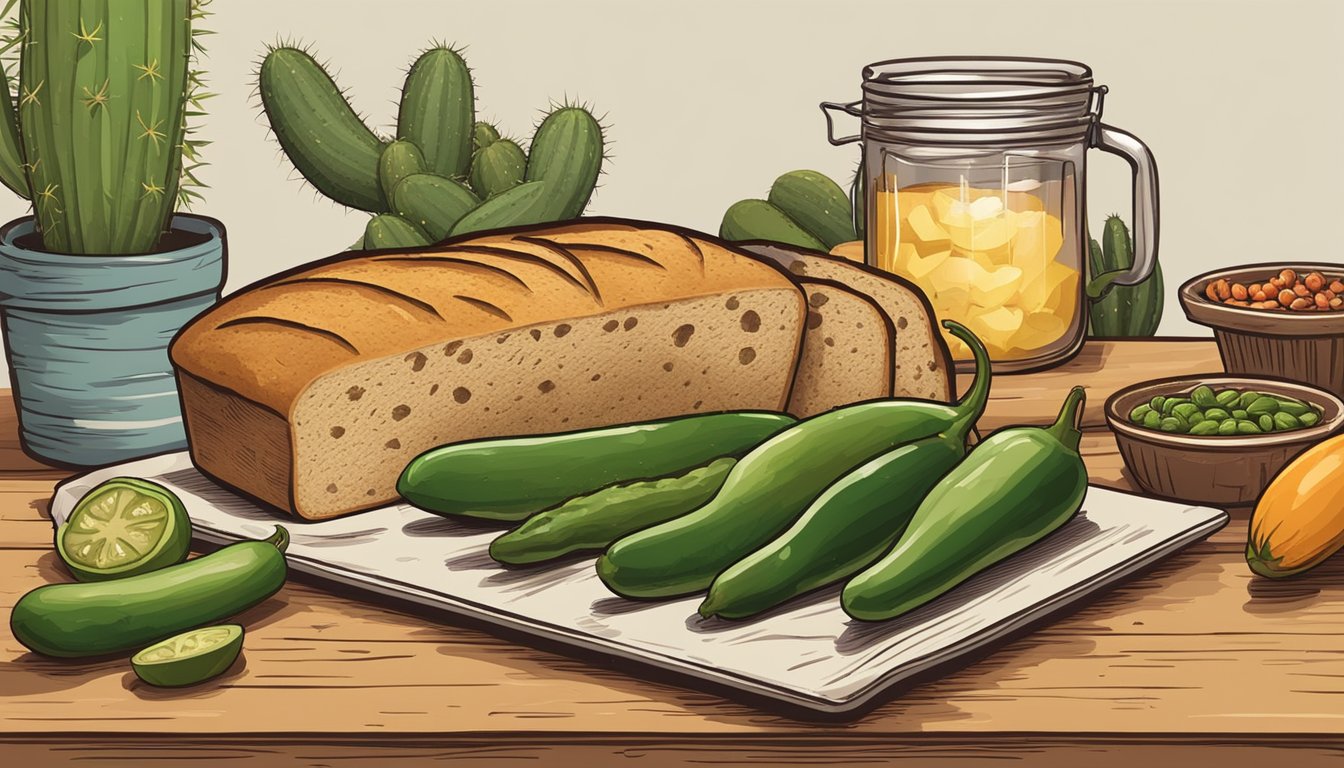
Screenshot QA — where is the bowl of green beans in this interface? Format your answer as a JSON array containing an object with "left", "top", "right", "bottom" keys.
[{"left": 1105, "top": 375, "right": 1344, "bottom": 506}]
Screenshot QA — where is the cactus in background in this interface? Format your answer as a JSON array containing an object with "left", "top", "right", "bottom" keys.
[
  {"left": 258, "top": 43, "right": 607, "bottom": 247},
  {"left": 524, "top": 106, "right": 604, "bottom": 221},
  {"left": 472, "top": 121, "right": 500, "bottom": 153},
  {"left": 1088, "top": 215, "right": 1164, "bottom": 337},
  {"left": 378, "top": 140, "right": 426, "bottom": 205},
  {"left": 393, "top": 173, "right": 479, "bottom": 241},
  {"left": 364, "top": 214, "right": 430, "bottom": 250},
  {"left": 470, "top": 138, "right": 526, "bottom": 199},
  {"left": 397, "top": 47, "right": 474, "bottom": 181},
  {"left": 719, "top": 169, "right": 855, "bottom": 252},
  {"left": 258, "top": 46, "right": 387, "bottom": 213},
  {"left": 0, "top": 0, "right": 209, "bottom": 254}
]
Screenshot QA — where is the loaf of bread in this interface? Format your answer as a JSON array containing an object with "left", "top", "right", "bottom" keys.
[
  {"left": 786, "top": 278, "right": 893, "bottom": 417},
  {"left": 740, "top": 243, "right": 954, "bottom": 402},
  {"left": 171, "top": 220, "right": 808, "bottom": 520}
]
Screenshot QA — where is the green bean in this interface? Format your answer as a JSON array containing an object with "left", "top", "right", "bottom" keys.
[
  {"left": 1129, "top": 404, "right": 1153, "bottom": 423},
  {"left": 1237, "top": 391, "right": 1263, "bottom": 410},
  {"left": 1173, "top": 403, "right": 1202, "bottom": 422},
  {"left": 1258, "top": 414, "right": 1275, "bottom": 433},
  {"left": 1300, "top": 411, "right": 1321, "bottom": 427},
  {"left": 1237, "top": 420, "right": 1263, "bottom": 434},
  {"left": 1218, "top": 419, "right": 1238, "bottom": 436},
  {"left": 1203, "top": 407, "right": 1231, "bottom": 421},
  {"left": 1247, "top": 397, "right": 1280, "bottom": 416},
  {"left": 1274, "top": 412, "right": 1301, "bottom": 431},
  {"left": 1232, "top": 409, "right": 1249, "bottom": 420},
  {"left": 1215, "top": 389, "right": 1240, "bottom": 407}
]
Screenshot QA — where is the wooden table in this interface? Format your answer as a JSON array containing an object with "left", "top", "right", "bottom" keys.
[{"left": 3, "top": 340, "right": 1343, "bottom": 767}]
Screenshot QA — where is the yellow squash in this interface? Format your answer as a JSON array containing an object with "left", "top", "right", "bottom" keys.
[{"left": 1247, "top": 434, "right": 1344, "bottom": 578}]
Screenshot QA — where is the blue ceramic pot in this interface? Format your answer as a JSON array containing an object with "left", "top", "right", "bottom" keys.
[{"left": 0, "top": 214, "right": 226, "bottom": 467}]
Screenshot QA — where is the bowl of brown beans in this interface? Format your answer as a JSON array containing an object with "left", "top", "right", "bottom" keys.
[{"left": 1180, "top": 263, "right": 1344, "bottom": 398}]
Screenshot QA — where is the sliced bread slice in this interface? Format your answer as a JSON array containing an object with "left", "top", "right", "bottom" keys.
[
  {"left": 739, "top": 242, "right": 954, "bottom": 403},
  {"left": 787, "top": 278, "right": 895, "bottom": 418}
]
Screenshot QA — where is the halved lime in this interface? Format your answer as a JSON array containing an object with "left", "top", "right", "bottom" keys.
[
  {"left": 56, "top": 477, "right": 191, "bottom": 582},
  {"left": 131, "top": 624, "right": 244, "bottom": 687}
]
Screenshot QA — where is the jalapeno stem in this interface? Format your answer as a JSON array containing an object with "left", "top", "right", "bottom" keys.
[
  {"left": 942, "top": 320, "right": 992, "bottom": 439},
  {"left": 1046, "top": 386, "right": 1087, "bottom": 452},
  {"left": 264, "top": 526, "right": 290, "bottom": 553}
]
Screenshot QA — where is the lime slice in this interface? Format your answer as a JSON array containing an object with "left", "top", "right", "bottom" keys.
[
  {"left": 56, "top": 477, "right": 191, "bottom": 582},
  {"left": 131, "top": 625, "right": 244, "bottom": 687}
]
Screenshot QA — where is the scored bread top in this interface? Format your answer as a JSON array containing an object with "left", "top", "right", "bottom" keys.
[{"left": 170, "top": 219, "right": 804, "bottom": 415}]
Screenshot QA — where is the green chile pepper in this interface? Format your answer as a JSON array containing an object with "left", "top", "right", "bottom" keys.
[
  {"left": 698, "top": 434, "right": 967, "bottom": 620},
  {"left": 842, "top": 387, "right": 1089, "bottom": 622},
  {"left": 488, "top": 457, "right": 736, "bottom": 566},
  {"left": 11, "top": 528, "right": 289, "bottom": 658},
  {"left": 597, "top": 320, "right": 993, "bottom": 600},
  {"left": 398, "top": 411, "right": 796, "bottom": 521}
]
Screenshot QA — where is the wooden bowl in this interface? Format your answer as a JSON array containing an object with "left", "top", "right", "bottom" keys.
[
  {"left": 1179, "top": 263, "right": 1344, "bottom": 397},
  {"left": 1105, "top": 375, "right": 1344, "bottom": 506}
]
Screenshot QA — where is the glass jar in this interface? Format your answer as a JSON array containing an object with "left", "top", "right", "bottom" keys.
[{"left": 822, "top": 57, "right": 1158, "bottom": 372}]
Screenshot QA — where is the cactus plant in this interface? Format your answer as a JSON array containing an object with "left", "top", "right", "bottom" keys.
[
  {"left": 470, "top": 138, "right": 526, "bottom": 199},
  {"left": 1088, "top": 215, "right": 1164, "bottom": 337},
  {"left": 0, "top": 0, "right": 210, "bottom": 254},
  {"left": 258, "top": 43, "right": 607, "bottom": 247},
  {"left": 256, "top": 42, "right": 604, "bottom": 247}
]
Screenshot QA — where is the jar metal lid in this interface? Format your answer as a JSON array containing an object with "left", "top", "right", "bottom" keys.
[{"left": 847, "top": 56, "right": 1104, "bottom": 147}]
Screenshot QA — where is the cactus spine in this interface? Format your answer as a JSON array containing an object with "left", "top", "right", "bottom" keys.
[
  {"left": 258, "top": 43, "right": 608, "bottom": 245},
  {"left": 0, "top": 0, "right": 203, "bottom": 254}
]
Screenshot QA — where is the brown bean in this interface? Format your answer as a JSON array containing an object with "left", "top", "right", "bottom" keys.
[
  {"left": 1205, "top": 282, "right": 1220, "bottom": 301},
  {"left": 1305, "top": 272, "right": 1326, "bottom": 292},
  {"left": 1263, "top": 298, "right": 1280, "bottom": 307},
  {"left": 1332, "top": 297, "right": 1344, "bottom": 309},
  {"left": 1252, "top": 289, "right": 1267, "bottom": 301},
  {"left": 1270, "top": 277, "right": 1285, "bottom": 289},
  {"left": 1280, "top": 269, "right": 1298, "bottom": 286},
  {"left": 1231, "top": 283, "right": 1248, "bottom": 300},
  {"left": 1291, "top": 297, "right": 1313, "bottom": 310},
  {"left": 1217, "top": 279, "right": 1233, "bottom": 300},
  {"left": 1332, "top": 280, "right": 1344, "bottom": 294},
  {"left": 1278, "top": 288, "right": 1297, "bottom": 306},
  {"left": 1248, "top": 282, "right": 1262, "bottom": 295},
  {"left": 1316, "top": 292, "right": 1331, "bottom": 310},
  {"left": 1294, "top": 283, "right": 1311, "bottom": 298},
  {"left": 1227, "top": 299, "right": 1251, "bottom": 307}
]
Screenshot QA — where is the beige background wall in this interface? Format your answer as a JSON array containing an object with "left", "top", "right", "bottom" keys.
[{"left": 0, "top": 0, "right": 1339, "bottom": 385}]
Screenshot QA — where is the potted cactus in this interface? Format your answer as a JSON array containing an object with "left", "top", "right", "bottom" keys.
[{"left": 0, "top": 0, "right": 223, "bottom": 467}]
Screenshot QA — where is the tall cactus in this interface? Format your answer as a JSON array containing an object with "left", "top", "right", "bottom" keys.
[{"left": 0, "top": 0, "right": 202, "bottom": 255}]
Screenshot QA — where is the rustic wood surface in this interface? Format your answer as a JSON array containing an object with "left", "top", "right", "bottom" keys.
[{"left": 4, "top": 339, "right": 1343, "bottom": 767}]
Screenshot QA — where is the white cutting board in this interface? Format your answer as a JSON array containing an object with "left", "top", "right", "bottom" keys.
[{"left": 50, "top": 453, "right": 1227, "bottom": 714}]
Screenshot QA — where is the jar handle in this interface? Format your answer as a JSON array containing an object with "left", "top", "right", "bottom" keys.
[
  {"left": 820, "top": 101, "right": 863, "bottom": 146},
  {"left": 1085, "top": 123, "right": 1160, "bottom": 299}
]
